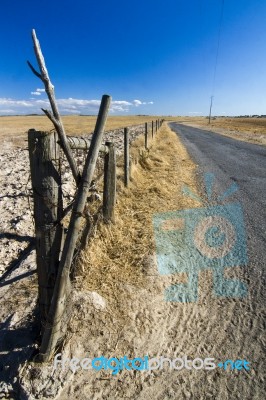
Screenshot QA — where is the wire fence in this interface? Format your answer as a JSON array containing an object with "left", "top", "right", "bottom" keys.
[{"left": 28, "top": 116, "right": 163, "bottom": 361}]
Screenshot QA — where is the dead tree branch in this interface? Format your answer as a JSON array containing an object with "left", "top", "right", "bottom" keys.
[{"left": 28, "top": 29, "right": 80, "bottom": 185}]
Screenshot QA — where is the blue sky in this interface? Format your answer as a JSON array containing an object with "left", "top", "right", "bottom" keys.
[{"left": 0, "top": 0, "right": 265, "bottom": 116}]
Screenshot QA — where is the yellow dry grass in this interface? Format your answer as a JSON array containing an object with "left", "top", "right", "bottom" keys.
[
  {"left": 188, "top": 117, "right": 266, "bottom": 135},
  {"left": 77, "top": 123, "right": 200, "bottom": 310},
  {"left": 1, "top": 115, "right": 265, "bottom": 138},
  {"left": 0, "top": 115, "right": 186, "bottom": 147}
]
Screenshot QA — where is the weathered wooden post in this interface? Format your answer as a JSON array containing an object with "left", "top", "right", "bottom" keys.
[
  {"left": 129, "top": 156, "right": 132, "bottom": 179},
  {"left": 28, "top": 129, "right": 63, "bottom": 328},
  {"left": 39, "top": 94, "right": 111, "bottom": 361},
  {"left": 145, "top": 122, "right": 148, "bottom": 149},
  {"left": 28, "top": 29, "right": 80, "bottom": 185},
  {"left": 152, "top": 121, "right": 154, "bottom": 139},
  {"left": 103, "top": 142, "right": 116, "bottom": 223},
  {"left": 124, "top": 127, "right": 129, "bottom": 187}
]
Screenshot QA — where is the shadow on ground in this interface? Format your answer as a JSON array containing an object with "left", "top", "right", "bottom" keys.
[{"left": 0, "top": 310, "right": 40, "bottom": 399}]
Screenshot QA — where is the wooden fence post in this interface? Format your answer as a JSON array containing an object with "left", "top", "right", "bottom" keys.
[
  {"left": 28, "top": 129, "right": 63, "bottom": 328},
  {"left": 145, "top": 122, "right": 148, "bottom": 149},
  {"left": 103, "top": 142, "right": 116, "bottom": 223},
  {"left": 28, "top": 29, "right": 80, "bottom": 185},
  {"left": 124, "top": 127, "right": 129, "bottom": 187},
  {"left": 152, "top": 120, "right": 154, "bottom": 139},
  {"left": 39, "top": 94, "right": 111, "bottom": 361},
  {"left": 129, "top": 156, "right": 132, "bottom": 179}
]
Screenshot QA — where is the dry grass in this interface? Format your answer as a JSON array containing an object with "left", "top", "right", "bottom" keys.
[
  {"left": 2, "top": 115, "right": 265, "bottom": 138},
  {"left": 194, "top": 117, "right": 266, "bottom": 135},
  {"left": 0, "top": 115, "right": 185, "bottom": 148},
  {"left": 180, "top": 117, "right": 266, "bottom": 146},
  {"left": 4, "top": 114, "right": 264, "bottom": 149},
  {"left": 77, "top": 123, "right": 200, "bottom": 313}
]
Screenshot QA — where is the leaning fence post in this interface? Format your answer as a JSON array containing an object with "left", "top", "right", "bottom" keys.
[
  {"left": 28, "top": 29, "right": 80, "bottom": 185},
  {"left": 103, "top": 142, "right": 116, "bottom": 223},
  {"left": 39, "top": 94, "right": 111, "bottom": 361},
  {"left": 28, "top": 129, "right": 63, "bottom": 329},
  {"left": 124, "top": 127, "right": 129, "bottom": 187},
  {"left": 145, "top": 122, "right": 148, "bottom": 149}
]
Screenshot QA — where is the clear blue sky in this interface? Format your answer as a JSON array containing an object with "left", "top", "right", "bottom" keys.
[{"left": 0, "top": 0, "right": 265, "bottom": 116}]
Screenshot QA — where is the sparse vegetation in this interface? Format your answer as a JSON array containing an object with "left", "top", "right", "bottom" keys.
[
  {"left": 0, "top": 115, "right": 185, "bottom": 147},
  {"left": 195, "top": 117, "right": 266, "bottom": 135},
  {"left": 77, "top": 123, "right": 199, "bottom": 307},
  {"left": 2, "top": 115, "right": 265, "bottom": 149}
]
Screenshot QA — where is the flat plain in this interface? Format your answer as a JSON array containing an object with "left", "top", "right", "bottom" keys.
[
  {"left": 0, "top": 115, "right": 177, "bottom": 147},
  {"left": 1, "top": 115, "right": 266, "bottom": 148}
]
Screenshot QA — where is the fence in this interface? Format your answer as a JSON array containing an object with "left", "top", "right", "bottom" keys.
[
  {"left": 26, "top": 27, "right": 164, "bottom": 361},
  {"left": 28, "top": 114, "right": 164, "bottom": 361}
]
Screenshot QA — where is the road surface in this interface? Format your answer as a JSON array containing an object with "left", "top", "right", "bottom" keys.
[{"left": 169, "top": 122, "right": 266, "bottom": 273}]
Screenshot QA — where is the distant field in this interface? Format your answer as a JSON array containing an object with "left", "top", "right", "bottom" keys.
[
  {"left": 181, "top": 117, "right": 266, "bottom": 146},
  {"left": 1, "top": 115, "right": 265, "bottom": 148},
  {"left": 196, "top": 117, "right": 266, "bottom": 134},
  {"left": 0, "top": 115, "right": 185, "bottom": 147}
]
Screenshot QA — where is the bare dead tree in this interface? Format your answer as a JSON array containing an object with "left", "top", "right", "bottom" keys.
[{"left": 27, "top": 29, "right": 80, "bottom": 185}]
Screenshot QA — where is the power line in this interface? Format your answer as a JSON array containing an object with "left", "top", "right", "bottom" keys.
[
  {"left": 211, "top": 0, "right": 225, "bottom": 96},
  {"left": 209, "top": 0, "right": 225, "bottom": 122}
]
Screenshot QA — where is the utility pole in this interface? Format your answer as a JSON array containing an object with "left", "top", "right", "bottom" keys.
[{"left": 208, "top": 96, "right": 214, "bottom": 124}]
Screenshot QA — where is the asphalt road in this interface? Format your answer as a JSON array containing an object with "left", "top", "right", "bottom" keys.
[{"left": 169, "top": 122, "right": 266, "bottom": 286}]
